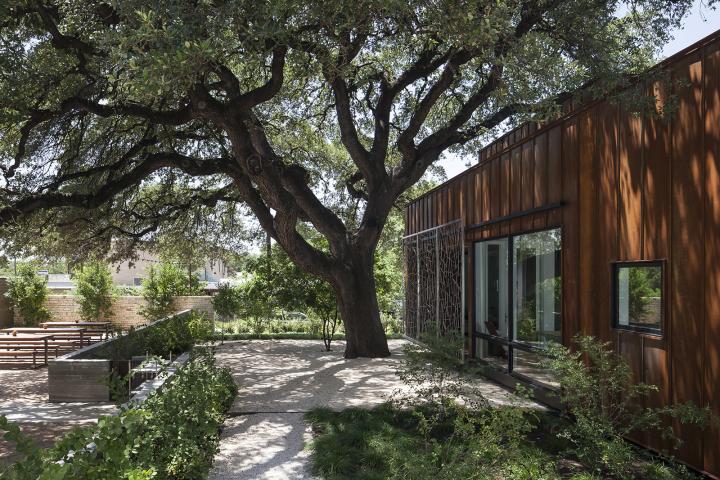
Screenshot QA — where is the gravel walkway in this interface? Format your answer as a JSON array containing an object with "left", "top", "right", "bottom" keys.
[{"left": 208, "top": 339, "right": 526, "bottom": 480}]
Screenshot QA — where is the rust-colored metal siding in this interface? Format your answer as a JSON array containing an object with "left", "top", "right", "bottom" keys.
[{"left": 404, "top": 30, "right": 720, "bottom": 478}]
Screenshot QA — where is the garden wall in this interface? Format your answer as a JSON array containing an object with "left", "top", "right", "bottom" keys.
[
  {"left": 13, "top": 295, "right": 213, "bottom": 329},
  {"left": 48, "top": 310, "right": 193, "bottom": 402}
]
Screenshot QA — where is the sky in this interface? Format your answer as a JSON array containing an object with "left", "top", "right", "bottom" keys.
[{"left": 437, "top": 1, "right": 720, "bottom": 180}]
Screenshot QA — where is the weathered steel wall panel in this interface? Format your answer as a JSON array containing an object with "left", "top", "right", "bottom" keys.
[{"left": 404, "top": 31, "right": 720, "bottom": 477}]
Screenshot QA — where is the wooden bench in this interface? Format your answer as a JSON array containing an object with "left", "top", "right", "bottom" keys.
[
  {"left": 0, "top": 344, "right": 62, "bottom": 367},
  {"left": 2, "top": 328, "right": 89, "bottom": 347},
  {"left": 0, "top": 334, "right": 54, "bottom": 368}
]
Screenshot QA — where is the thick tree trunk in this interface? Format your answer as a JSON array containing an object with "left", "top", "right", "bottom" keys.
[{"left": 333, "top": 251, "right": 391, "bottom": 359}]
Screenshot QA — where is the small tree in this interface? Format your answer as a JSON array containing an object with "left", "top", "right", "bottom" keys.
[
  {"left": 212, "top": 283, "right": 242, "bottom": 321},
  {"left": 306, "top": 279, "right": 340, "bottom": 352},
  {"left": 243, "top": 249, "right": 342, "bottom": 349},
  {"left": 141, "top": 263, "right": 201, "bottom": 322},
  {"left": 6, "top": 264, "right": 50, "bottom": 326},
  {"left": 237, "top": 279, "right": 274, "bottom": 336},
  {"left": 75, "top": 261, "right": 115, "bottom": 321}
]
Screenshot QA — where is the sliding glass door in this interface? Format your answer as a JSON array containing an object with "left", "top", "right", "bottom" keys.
[
  {"left": 474, "top": 228, "right": 562, "bottom": 388},
  {"left": 511, "top": 229, "right": 562, "bottom": 387}
]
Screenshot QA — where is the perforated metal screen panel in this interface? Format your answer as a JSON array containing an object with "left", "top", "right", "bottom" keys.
[{"left": 403, "top": 220, "right": 463, "bottom": 341}]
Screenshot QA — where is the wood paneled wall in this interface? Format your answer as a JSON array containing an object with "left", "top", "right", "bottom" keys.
[{"left": 404, "top": 31, "right": 720, "bottom": 478}]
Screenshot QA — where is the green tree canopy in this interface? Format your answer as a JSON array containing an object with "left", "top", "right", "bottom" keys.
[
  {"left": 0, "top": 0, "right": 703, "bottom": 356},
  {"left": 140, "top": 262, "right": 202, "bottom": 321}
]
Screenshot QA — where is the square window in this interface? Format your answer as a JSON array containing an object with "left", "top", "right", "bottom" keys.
[{"left": 613, "top": 262, "right": 663, "bottom": 334}]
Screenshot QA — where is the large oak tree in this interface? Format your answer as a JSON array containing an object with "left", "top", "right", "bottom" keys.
[{"left": 0, "top": 0, "right": 696, "bottom": 357}]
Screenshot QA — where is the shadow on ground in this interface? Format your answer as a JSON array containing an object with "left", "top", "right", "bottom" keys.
[{"left": 209, "top": 339, "right": 528, "bottom": 480}]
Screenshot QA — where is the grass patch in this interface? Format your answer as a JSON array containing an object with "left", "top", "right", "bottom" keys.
[
  {"left": 305, "top": 404, "right": 559, "bottom": 480},
  {"left": 305, "top": 404, "right": 697, "bottom": 480}
]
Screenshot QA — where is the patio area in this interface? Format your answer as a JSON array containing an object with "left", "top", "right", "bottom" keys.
[{"left": 0, "top": 368, "right": 115, "bottom": 465}]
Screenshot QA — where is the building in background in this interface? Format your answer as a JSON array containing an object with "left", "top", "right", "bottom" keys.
[{"left": 110, "top": 250, "right": 228, "bottom": 287}]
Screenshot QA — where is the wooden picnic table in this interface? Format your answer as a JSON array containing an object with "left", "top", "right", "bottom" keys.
[
  {"left": 0, "top": 333, "right": 54, "bottom": 365},
  {"left": 40, "top": 321, "right": 111, "bottom": 338},
  {"left": 1, "top": 327, "right": 88, "bottom": 346}
]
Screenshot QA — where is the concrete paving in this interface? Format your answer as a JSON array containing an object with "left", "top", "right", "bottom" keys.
[
  {"left": 208, "top": 339, "right": 529, "bottom": 480},
  {"left": 0, "top": 367, "right": 116, "bottom": 464},
  {"left": 0, "top": 402, "right": 116, "bottom": 424}
]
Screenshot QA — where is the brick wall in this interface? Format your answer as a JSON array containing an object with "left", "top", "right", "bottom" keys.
[{"left": 13, "top": 295, "right": 214, "bottom": 330}]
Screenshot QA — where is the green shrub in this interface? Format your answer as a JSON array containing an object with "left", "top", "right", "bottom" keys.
[
  {"left": 97, "top": 311, "right": 213, "bottom": 363},
  {"left": 115, "top": 285, "right": 142, "bottom": 296},
  {"left": 74, "top": 261, "right": 115, "bottom": 321},
  {"left": 1, "top": 351, "right": 236, "bottom": 480},
  {"left": 141, "top": 263, "right": 202, "bottom": 321},
  {"left": 306, "top": 334, "right": 705, "bottom": 480},
  {"left": 141, "top": 311, "right": 212, "bottom": 357},
  {"left": 212, "top": 283, "right": 242, "bottom": 321},
  {"left": 224, "top": 313, "right": 403, "bottom": 338},
  {"left": 188, "top": 312, "right": 214, "bottom": 343},
  {"left": 545, "top": 336, "right": 711, "bottom": 478},
  {"left": 381, "top": 312, "right": 403, "bottom": 335},
  {"left": 5, "top": 263, "right": 50, "bottom": 326}
]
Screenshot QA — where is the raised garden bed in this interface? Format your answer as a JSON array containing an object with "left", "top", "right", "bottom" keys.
[{"left": 47, "top": 310, "right": 203, "bottom": 402}]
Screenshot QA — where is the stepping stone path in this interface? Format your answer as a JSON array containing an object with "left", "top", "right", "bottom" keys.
[{"left": 208, "top": 339, "right": 525, "bottom": 480}]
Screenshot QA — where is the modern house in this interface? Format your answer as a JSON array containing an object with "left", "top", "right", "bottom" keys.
[{"left": 403, "top": 30, "right": 720, "bottom": 477}]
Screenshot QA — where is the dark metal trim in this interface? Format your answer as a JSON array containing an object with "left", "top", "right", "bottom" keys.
[
  {"left": 474, "top": 332, "right": 556, "bottom": 354},
  {"left": 466, "top": 202, "right": 564, "bottom": 231}
]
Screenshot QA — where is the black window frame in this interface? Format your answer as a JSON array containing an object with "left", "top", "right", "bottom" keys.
[
  {"left": 472, "top": 226, "right": 563, "bottom": 389},
  {"left": 611, "top": 260, "right": 665, "bottom": 336}
]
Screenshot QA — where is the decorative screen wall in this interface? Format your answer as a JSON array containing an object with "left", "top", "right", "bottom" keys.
[{"left": 403, "top": 220, "right": 464, "bottom": 341}]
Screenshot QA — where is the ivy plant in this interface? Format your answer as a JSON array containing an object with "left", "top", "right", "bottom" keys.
[{"left": 1, "top": 351, "right": 237, "bottom": 480}]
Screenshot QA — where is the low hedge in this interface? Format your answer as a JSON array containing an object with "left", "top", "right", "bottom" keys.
[
  {"left": 0, "top": 351, "right": 237, "bottom": 480},
  {"left": 220, "top": 332, "right": 406, "bottom": 341}
]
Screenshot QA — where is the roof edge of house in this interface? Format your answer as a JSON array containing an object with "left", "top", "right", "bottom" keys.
[{"left": 408, "top": 26, "right": 720, "bottom": 207}]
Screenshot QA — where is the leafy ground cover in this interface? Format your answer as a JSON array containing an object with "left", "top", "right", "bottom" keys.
[
  {"left": 98, "top": 310, "right": 214, "bottom": 361},
  {"left": 0, "top": 350, "right": 237, "bottom": 480},
  {"left": 306, "top": 405, "right": 693, "bottom": 480},
  {"left": 306, "top": 336, "right": 710, "bottom": 480}
]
